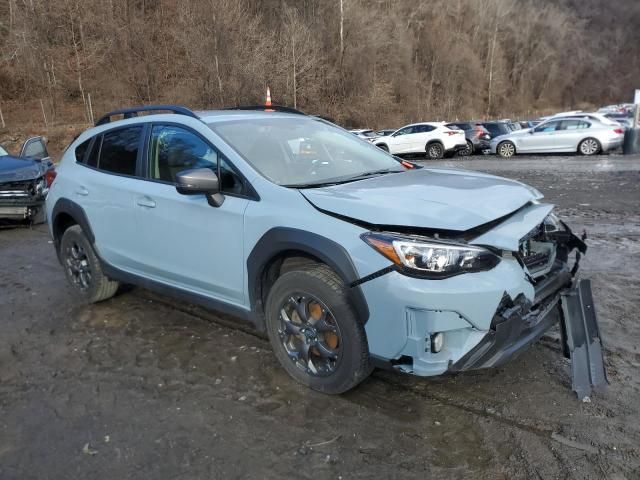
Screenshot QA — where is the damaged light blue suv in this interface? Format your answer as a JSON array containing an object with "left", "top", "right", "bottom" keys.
[{"left": 46, "top": 105, "right": 606, "bottom": 396}]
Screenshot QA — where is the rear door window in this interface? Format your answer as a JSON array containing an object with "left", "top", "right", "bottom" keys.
[{"left": 97, "top": 126, "right": 143, "bottom": 176}]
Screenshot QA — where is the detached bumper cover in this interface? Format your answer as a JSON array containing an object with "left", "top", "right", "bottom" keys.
[{"left": 561, "top": 279, "right": 608, "bottom": 399}]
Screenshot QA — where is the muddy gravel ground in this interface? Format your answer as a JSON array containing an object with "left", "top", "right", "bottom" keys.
[{"left": 1, "top": 154, "right": 639, "bottom": 479}]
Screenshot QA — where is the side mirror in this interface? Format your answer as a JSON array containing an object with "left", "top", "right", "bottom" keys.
[{"left": 175, "top": 167, "right": 225, "bottom": 207}]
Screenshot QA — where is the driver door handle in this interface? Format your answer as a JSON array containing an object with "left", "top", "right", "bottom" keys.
[{"left": 136, "top": 196, "right": 156, "bottom": 208}]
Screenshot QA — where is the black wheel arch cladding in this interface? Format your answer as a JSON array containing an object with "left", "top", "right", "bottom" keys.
[
  {"left": 51, "top": 198, "right": 96, "bottom": 250},
  {"left": 247, "top": 227, "right": 370, "bottom": 328}
]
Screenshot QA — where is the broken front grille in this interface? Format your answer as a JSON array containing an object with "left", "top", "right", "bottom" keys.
[
  {"left": 519, "top": 222, "right": 556, "bottom": 276},
  {"left": 522, "top": 250, "right": 551, "bottom": 270},
  {"left": 0, "top": 180, "right": 38, "bottom": 199}
]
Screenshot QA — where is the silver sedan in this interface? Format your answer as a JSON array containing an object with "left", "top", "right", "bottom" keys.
[{"left": 490, "top": 117, "right": 625, "bottom": 157}]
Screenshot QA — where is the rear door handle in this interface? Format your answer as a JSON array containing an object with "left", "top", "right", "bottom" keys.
[
  {"left": 136, "top": 196, "right": 156, "bottom": 208},
  {"left": 75, "top": 186, "right": 89, "bottom": 196}
]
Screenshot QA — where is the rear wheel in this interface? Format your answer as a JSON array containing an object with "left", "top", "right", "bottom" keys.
[
  {"left": 497, "top": 141, "right": 516, "bottom": 158},
  {"left": 60, "top": 225, "right": 119, "bottom": 303},
  {"left": 426, "top": 142, "right": 444, "bottom": 159},
  {"left": 265, "top": 264, "right": 372, "bottom": 394},
  {"left": 578, "top": 137, "right": 600, "bottom": 156},
  {"left": 458, "top": 140, "right": 474, "bottom": 157}
]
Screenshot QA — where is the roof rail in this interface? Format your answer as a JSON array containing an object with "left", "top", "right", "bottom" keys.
[
  {"left": 223, "top": 105, "right": 306, "bottom": 115},
  {"left": 95, "top": 105, "right": 199, "bottom": 126}
]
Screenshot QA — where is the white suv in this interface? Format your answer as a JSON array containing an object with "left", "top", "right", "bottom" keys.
[{"left": 374, "top": 122, "right": 467, "bottom": 159}]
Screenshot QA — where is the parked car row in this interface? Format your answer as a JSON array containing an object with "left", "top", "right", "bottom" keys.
[{"left": 349, "top": 106, "right": 632, "bottom": 159}]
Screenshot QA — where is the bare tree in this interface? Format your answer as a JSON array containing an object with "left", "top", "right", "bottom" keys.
[{"left": 0, "top": 0, "right": 637, "bottom": 127}]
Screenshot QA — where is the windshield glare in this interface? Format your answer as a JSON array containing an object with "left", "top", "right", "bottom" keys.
[
  {"left": 209, "top": 117, "right": 404, "bottom": 186},
  {"left": 0, "top": 145, "right": 8, "bottom": 156}
]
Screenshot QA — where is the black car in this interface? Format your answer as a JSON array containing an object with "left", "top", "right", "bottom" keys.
[
  {"left": 446, "top": 122, "right": 491, "bottom": 155},
  {"left": 0, "top": 136, "right": 55, "bottom": 225},
  {"left": 479, "top": 121, "right": 514, "bottom": 139}
]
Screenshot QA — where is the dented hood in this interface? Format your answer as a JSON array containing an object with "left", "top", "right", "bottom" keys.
[
  {"left": 0, "top": 156, "right": 45, "bottom": 182},
  {"left": 300, "top": 168, "right": 542, "bottom": 231}
]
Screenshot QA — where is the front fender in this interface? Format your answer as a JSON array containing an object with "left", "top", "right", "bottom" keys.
[{"left": 247, "top": 227, "right": 370, "bottom": 329}]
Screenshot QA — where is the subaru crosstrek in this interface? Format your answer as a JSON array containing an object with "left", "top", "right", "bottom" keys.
[{"left": 46, "top": 105, "right": 605, "bottom": 395}]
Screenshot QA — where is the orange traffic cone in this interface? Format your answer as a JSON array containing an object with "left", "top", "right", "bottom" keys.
[{"left": 265, "top": 87, "right": 274, "bottom": 111}]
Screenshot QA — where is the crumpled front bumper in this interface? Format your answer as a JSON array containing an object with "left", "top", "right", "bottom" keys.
[
  {"left": 0, "top": 198, "right": 46, "bottom": 222},
  {"left": 449, "top": 264, "right": 572, "bottom": 372},
  {"left": 448, "top": 265, "right": 607, "bottom": 399},
  {"left": 0, "top": 181, "right": 48, "bottom": 222}
]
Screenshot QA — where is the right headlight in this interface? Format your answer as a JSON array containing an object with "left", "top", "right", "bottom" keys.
[{"left": 361, "top": 232, "right": 501, "bottom": 279}]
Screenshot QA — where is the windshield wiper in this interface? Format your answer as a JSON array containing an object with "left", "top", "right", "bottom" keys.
[
  {"left": 285, "top": 168, "right": 403, "bottom": 189},
  {"left": 339, "top": 168, "right": 403, "bottom": 182},
  {"left": 285, "top": 182, "right": 342, "bottom": 189}
]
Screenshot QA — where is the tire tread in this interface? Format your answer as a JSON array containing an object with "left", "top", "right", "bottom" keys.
[
  {"left": 265, "top": 263, "right": 372, "bottom": 394},
  {"left": 61, "top": 225, "right": 119, "bottom": 303}
]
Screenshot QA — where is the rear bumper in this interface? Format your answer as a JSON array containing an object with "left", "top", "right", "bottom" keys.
[
  {"left": 602, "top": 136, "right": 624, "bottom": 151},
  {"left": 472, "top": 139, "right": 491, "bottom": 151},
  {"left": 446, "top": 142, "right": 469, "bottom": 154}
]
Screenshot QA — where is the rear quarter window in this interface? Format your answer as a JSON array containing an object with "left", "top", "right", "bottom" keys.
[{"left": 74, "top": 139, "right": 91, "bottom": 163}]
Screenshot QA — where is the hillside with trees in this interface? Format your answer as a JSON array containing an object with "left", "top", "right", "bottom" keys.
[{"left": 0, "top": 0, "right": 638, "bottom": 128}]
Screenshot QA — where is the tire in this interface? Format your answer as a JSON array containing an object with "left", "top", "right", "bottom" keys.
[
  {"left": 497, "top": 141, "right": 516, "bottom": 158},
  {"left": 60, "top": 225, "right": 119, "bottom": 303},
  {"left": 376, "top": 143, "right": 389, "bottom": 152},
  {"left": 265, "top": 264, "right": 372, "bottom": 394},
  {"left": 458, "top": 140, "right": 473, "bottom": 157},
  {"left": 578, "top": 137, "right": 601, "bottom": 156},
  {"left": 426, "top": 142, "right": 444, "bottom": 159}
]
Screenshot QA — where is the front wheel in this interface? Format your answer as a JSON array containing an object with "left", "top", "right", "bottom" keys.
[
  {"left": 497, "top": 141, "right": 516, "bottom": 158},
  {"left": 426, "top": 142, "right": 444, "bottom": 159},
  {"left": 578, "top": 138, "right": 601, "bottom": 156},
  {"left": 265, "top": 265, "right": 372, "bottom": 394}
]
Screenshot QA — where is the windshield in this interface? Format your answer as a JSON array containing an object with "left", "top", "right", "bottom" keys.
[
  {"left": 0, "top": 145, "right": 8, "bottom": 156},
  {"left": 209, "top": 117, "right": 405, "bottom": 187}
]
